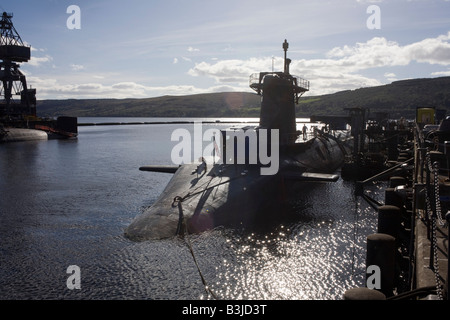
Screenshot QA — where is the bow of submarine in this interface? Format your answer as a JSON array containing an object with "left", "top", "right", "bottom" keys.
[
  {"left": 124, "top": 164, "right": 194, "bottom": 241},
  {"left": 124, "top": 163, "right": 276, "bottom": 241}
]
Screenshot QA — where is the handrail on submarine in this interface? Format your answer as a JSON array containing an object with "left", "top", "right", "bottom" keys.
[{"left": 249, "top": 72, "right": 310, "bottom": 95}]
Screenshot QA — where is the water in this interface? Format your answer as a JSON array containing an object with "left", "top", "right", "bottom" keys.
[{"left": 0, "top": 117, "right": 382, "bottom": 300}]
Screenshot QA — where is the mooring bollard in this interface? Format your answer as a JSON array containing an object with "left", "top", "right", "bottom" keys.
[
  {"left": 377, "top": 205, "right": 401, "bottom": 239},
  {"left": 366, "top": 233, "right": 396, "bottom": 297},
  {"left": 385, "top": 187, "right": 403, "bottom": 209},
  {"left": 343, "top": 287, "right": 386, "bottom": 300},
  {"left": 389, "top": 176, "right": 407, "bottom": 188}
]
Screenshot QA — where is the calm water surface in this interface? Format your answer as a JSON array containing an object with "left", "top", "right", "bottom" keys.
[{"left": 0, "top": 117, "right": 382, "bottom": 300}]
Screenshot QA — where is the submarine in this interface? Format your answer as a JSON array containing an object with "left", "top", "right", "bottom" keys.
[{"left": 125, "top": 40, "right": 352, "bottom": 241}]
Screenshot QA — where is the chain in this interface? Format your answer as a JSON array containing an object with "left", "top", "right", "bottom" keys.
[
  {"left": 430, "top": 216, "right": 444, "bottom": 300},
  {"left": 432, "top": 161, "right": 446, "bottom": 227},
  {"left": 423, "top": 154, "right": 445, "bottom": 300},
  {"left": 424, "top": 155, "right": 447, "bottom": 226},
  {"left": 424, "top": 154, "right": 433, "bottom": 221}
]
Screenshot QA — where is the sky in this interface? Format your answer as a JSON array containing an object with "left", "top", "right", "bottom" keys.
[{"left": 2, "top": 0, "right": 450, "bottom": 100}]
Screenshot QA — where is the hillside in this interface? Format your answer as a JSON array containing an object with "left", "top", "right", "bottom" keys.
[
  {"left": 296, "top": 76, "right": 450, "bottom": 119},
  {"left": 36, "top": 92, "right": 261, "bottom": 118},
  {"left": 36, "top": 77, "right": 450, "bottom": 119}
]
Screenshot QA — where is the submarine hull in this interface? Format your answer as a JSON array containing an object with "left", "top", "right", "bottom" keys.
[
  {"left": 125, "top": 133, "right": 350, "bottom": 241},
  {"left": 125, "top": 163, "right": 276, "bottom": 241},
  {"left": 0, "top": 128, "right": 48, "bottom": 142}
]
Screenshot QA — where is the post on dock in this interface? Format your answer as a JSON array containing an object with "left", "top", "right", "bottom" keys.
[
  {"left": 366, "top": 233, "right": 396, "bottom": 297},
  {"left": 377, "top": 205, "right": 401, "bottom": 240},
  {"left": 343, "top": 287, "right": 386, "bottom": 300}
]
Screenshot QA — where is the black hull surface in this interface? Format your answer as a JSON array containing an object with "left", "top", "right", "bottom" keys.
[{"left": 125, "top": 133, "right": 351, "bottom": 241}]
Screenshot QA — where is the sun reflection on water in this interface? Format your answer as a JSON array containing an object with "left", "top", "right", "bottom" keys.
[
  {"left": 191, "top": 181, "right": 383, "bottom": 300},
  {"left": 203, "top": 225, "right": 359, "bottom": 300}
]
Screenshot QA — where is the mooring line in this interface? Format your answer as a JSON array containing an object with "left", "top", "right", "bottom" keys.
[
  {"left": 350, "top": 187, "right": 360, "bottom": 278},
  {"left": 174, "top": 195, "right": 219, "bottom": 300}
]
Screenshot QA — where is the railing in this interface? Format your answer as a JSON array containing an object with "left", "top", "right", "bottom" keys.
[
  {"left": 249, "top": 72, "right": 310, "bottom": 94},
  {"left": 414, "top": 123, "right": 449, "bottom": 300},
  {"left": 293, "top": 75, "right": 310, "bottom": 92}
]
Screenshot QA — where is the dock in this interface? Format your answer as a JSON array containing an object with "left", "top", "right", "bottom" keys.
[
  {"left": 343, "top": 114, "right": 449, "bottom": 300},
  {"left": 409, "top": 128, "right": 448, "bottom": 300}
]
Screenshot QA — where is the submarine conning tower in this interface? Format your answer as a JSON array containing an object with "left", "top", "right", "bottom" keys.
[{"left": 250, "top": 40, "right": 310, "bottom": 145}]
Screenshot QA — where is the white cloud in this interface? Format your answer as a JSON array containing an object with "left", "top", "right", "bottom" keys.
[
  {"left": 70, "top": 64, "right": 85, "bottom": 71},
  {"left": 28, "top": 54, "right": 52, "bottom": 67},
  {"left": 186, "top": 32, "right": 450, "bottom": 95},
  {"left": 326, "top": 32, "right": 450, "bottom": 69},
  {"left": 187, "top": 55, "right": 383, "bottom": 95},
  {"left": 27, "top": 32, "right": 450, "bottom": 99},
  {"left": 187, "top": 46, "right": 200, "bottom": 52},
  {"left": 405, "top": 32, "right": 450, "bottom": 65},
  {"left": 27, "top": 74, "right": 236, "bottom": 100},
  {"left": 431, "top": 70, "right": 450, "bottom": 76},
  {"left": 384, "top": 72, "right": 397, "bottom": 82},
  {"left": 188, "top": 59, "right": 262, "bottom": 83},
  {"left": 29, "top": 46, "right": 47, "bottom": 53}
]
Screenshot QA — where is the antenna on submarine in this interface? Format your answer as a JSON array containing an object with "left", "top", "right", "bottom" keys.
[{"left": 283, "top": 39, "right": 289, "bottom": 74}]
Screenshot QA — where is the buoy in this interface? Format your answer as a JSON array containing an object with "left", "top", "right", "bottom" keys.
[
  {"left": 366, "top": 233, "right": 396, "bottom": 297},
  {"left": 377, "top": 205, "right": 401, "bottom": 239},
  {"left": 343, "top": 287, "right": 386, "bottom": 300}
]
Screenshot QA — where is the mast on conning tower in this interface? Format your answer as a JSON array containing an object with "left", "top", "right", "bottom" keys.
[{"left": 283, "top": 39, "right": 289, "bottom": 74}]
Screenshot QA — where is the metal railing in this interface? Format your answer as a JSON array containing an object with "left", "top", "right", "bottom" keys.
[
  {"left": 414, "top": 123, "right": 449, "bottom": 300},
  {"left": 249, "top": 72, "right": 310, "bottom": 94}
]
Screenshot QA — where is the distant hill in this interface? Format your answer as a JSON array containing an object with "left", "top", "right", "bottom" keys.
[
  {"left": 36, "top": 92, "right": 261, "bottom": 118},
  {"left": 37, "top": 77, "right": 450, "bottom": 119},
  {"left": 296, "top": 76, "right": 450, "bottom": 119}
]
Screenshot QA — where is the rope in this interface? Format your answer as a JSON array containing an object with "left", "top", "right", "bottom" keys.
[
  {"left": 171, "top": 163, "right": 261, "bottom": 300},
  {"left": 350, "top": 189, "right": 360, "bottom": 278},
  {"left": 362, "top": 192, "right": 382, "bottom": 210},
  {"left": 174, "top": 196, "right": 219, "bottom": 299}
]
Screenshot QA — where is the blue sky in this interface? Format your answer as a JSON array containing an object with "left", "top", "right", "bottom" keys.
[{"left": 2, "top": 0, "right": 450, "bottom": 99}]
